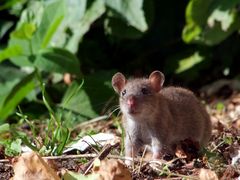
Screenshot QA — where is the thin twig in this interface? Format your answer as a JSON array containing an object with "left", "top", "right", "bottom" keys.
[
  {"left": 0, "top": 153, "right": 177, "bottom": 166},
  {"left": 83, "top": 142, "right": 119, "bottom": 175},
  {"left": 167, "top": 172, "right": 199, "bottom": 180},
  {"left": 210, "top": 141, "right": 225, "bottom": 152},
  {"left": 0, "top": 159, "right": 10, "bottom": 163},
  {"left": 138, "top": 146, "right": 147, "bottom": 174}
]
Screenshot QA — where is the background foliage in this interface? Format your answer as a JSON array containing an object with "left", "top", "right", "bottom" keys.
[{"left": 0, "top": 0, "right": 240, "bottom": 124}]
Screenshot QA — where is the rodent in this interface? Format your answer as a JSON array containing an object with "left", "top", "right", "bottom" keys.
[{"left": 112, "top": 71, "right": 212, "bottom": 164}]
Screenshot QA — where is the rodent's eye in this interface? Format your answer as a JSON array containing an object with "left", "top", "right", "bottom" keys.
[
  {"left": 141, "top": 87, "right": 149, "bottom": 95},
  {"left": 121, "top": 89, "right": 126, "bottom": 96}
]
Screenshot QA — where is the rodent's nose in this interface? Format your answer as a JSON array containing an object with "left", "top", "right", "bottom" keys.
[{"left": 127, "top": 96, "right": 136, "bottom": 108}]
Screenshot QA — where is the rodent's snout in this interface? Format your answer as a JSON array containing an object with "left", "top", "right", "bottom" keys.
[
  {"left": 125, "top": 95, "right": 139, "bottom": 114},
  {"left": 127, "top": 95, "right": 136, "bottom": 109}
]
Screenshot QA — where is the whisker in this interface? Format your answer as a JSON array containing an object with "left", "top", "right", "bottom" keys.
[
  {"left": 107, "top": 106, "right": 121, "bottom": 117},
  {"left": 107, "top": 105, "right": 120, "bottom": 112},
  {"left": 116, "top": 109, "right": 122, "bottom": 118}
]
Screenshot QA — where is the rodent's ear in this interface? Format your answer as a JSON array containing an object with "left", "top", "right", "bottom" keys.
[
  {"left": 112, "top": 72, "right": 126, "bottom": 94},
  {"left": 149, "top": 71, "right": 165, "bottom": 92}
]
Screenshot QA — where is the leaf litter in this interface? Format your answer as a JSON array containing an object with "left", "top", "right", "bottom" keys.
[{"left": 0, "top": 85, "right": 240, "bottom": 179}]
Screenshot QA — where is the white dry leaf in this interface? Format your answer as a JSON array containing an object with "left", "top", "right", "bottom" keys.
[
  {"left": 21, "top": 145, "right": 33, "bottom": 153},
  {"left": 63, "top": 133, "right": 116, "bottom": 153}
]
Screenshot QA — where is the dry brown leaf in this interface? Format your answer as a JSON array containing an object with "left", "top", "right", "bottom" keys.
[
  {"left": 175, "top": 144, "right": 187, "bottom": 159},
  {"left": 11, "top": 152, "right": 60, "bottom": 180},
  {"left": 232, "top": 119, "right": 240, "bottom": 129},
  {"left": 174, "top": 139, "right": 200, "bottom": 161},
  {"left": 220, "top": 166, "right": 239, "bottom": 180},
  {"left": 93, "top": 159, "right": 131, "bottom": 180},
  {"left": 199, "top": 168, "right": 218, "bottom": 180}
]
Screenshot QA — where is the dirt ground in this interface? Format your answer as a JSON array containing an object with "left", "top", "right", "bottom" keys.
[{"left": 0, "top": 84, "right": 240, "bottom": 179}]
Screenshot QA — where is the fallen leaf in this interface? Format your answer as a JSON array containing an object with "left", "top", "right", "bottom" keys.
[
  {"left": 175, "top": 144, "right": 187, "bottom": 159},
  {"left": 62, "top": 170, "right": 99, "bottom": 180},
  {"left": 93, "top": 159, "right": 131, "bottom": 180},
  {"left": 220, "top": 166, "right": 239, "bottom": 180},
  {"left": 175, "top": 139, "right": 200, "bottom": 161},
  {"left": 199, "top": 168, "right": 218, "bottom": 180},
  {"left": 11, "top": 152, "right": 60, "bottom": 180},
  {"left": 63, "top": 133, "right": 116, "bottom": 153}
]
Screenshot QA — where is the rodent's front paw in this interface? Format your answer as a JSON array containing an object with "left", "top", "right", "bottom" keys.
[{"left": 152, "top": 151, "right": 163, "bottom": 160}]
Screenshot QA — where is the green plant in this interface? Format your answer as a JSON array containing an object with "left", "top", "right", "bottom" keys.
[
  {"left": 1, "top": 0, "right": 240, "bottom": 123},
  {"left": 0, "top": 0, "right": 150, "bottom": 122}
]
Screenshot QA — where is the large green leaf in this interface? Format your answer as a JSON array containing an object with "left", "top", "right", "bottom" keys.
[
  {"left": 104, "top": 0, "right": 153, "bottom": 39},
  {"left": 104, "top": 15, "right": 143, "bottom": 39},
  {"left": 11, "top": 22, "right": 36, "bottom": 39},
  {"left": 34, "top": 48, "right": 80, "bottom": 75},
  {"left": 105, "top": 0, "right": 148, "bottom": 32},
  {"left": 0, "top": 71, "right": 36, "bottom": 121},
  {"left": 31, "top": 0, "right": 65, "bottom": 52},
  {"left": 0, "top": 0, "right": 25, "bottom": 11},
  {"left": 51, "top": 0, "right": 87, "bottom": 51},
  {"left": 65, "top": 0, "right": 105, "bottom": 53},
  {"left": 60, "top": 71, "right": 114, "bottom": 122},
  {"left": 8, "top": 22, "right": 36, "bottom": 66},
  {"left": 182, "top": 0, "right": 240, "bottom": 45},
  {"left": 52, "top": 0, "right": 106, "bottom": 53},
  {"left": 0, "top": 20, "right": 14, "bottom": 39},
  {"left": 0, "top": 65, "right": 27, "bottom": 107},
  {"left": 8, "top": 0, "right": 66, "bottom": 67},
  {"left": 0, "top": 45, "right": 23, "bottom": 62},
  {"left": 0, "top": 124, "right": 9, "bottom": 133}
]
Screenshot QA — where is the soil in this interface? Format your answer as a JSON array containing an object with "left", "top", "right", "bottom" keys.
[{"left": 0, "top": 87, "right": 239, "bottom": 179}]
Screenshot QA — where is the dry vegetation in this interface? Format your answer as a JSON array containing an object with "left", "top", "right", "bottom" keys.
[{"left": 0, "top": 85, "right": 240, "bottom": 180}]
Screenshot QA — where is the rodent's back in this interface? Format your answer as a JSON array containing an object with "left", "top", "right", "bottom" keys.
[{"left": 160, "top": 87, "right": 212, "bottom": 145}]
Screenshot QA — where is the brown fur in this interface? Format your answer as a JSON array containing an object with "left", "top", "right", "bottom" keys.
[{"left": 112, "top": 71, "right": 212, "bottom": 164}]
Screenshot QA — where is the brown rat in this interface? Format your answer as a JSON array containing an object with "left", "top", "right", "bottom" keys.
[{"left": 112, "top": 71, "right": 212, "bottom": 164}]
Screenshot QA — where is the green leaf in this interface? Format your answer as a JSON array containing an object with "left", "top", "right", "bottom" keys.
[
  {"left": 0, "top": 45, "right": 23, "bottom": 62},
  {"left": 6, "top": 1, "right": 44, "bottom": 66},
  {"left": 34, "top": 48, "right": 80, "bottom": 75},
  {"left": 62, "top": 79, "right": 84, "bottom": 106},
  {"left": 54, "top": 127, "right": 70, "bottom": 155},
  {"left": 0, "top": 21, "right": 14, "bottom": 39},
  {"left": 216, "top": 102, "right": 225, "bottom": 111},
  {"left": 0, "top": 71, "right": 36, "bottom": 121},
  {"left": 105, "top": 0, "right": 148, "bottom": 32},
  {"left": 5, "top": 139, "right": 22, "bottom": 157},
  {"left": 223, "top": 136, "right": 233, "bottom": 145},
  {"left": 176, "top": 52, "right": 204, "bottom": 74},
  {"left": 104, "top": 16, "right": 143, "bottom": 39},
  {"left": 51, "top": 0, "right": 87, "bottom": 50},
  {"left": 182, "top": 0, "right": 240, "bottom": 45},
  {"left": 0, "top": 65, "right": 27, "bottom": 108},
  {"left": 0, "top": 0, "right": 25, "bottom": 11},
  {"left": 61, "top": 71, "right": 114, "bottom": 122},
  {"left": 63, "top": 170, "right": 99, "bottom": 180},
  {"left": 61, "top": 81, "right": 98, "bottom": 120},
  {"left": 64, "top": 0, "right": 106, "bottom": 53},
  {"left": 11, "top": 22, "right": 36, "bottom": 39},
  {"left": 31, "top": 0, "right": 66, "bottom": 52},
  {"left": 0, "top": 123, "right": 10, "bottom": 134},
  {"left": 8, "top": 33, "right": 34, "bottom": 66}
]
